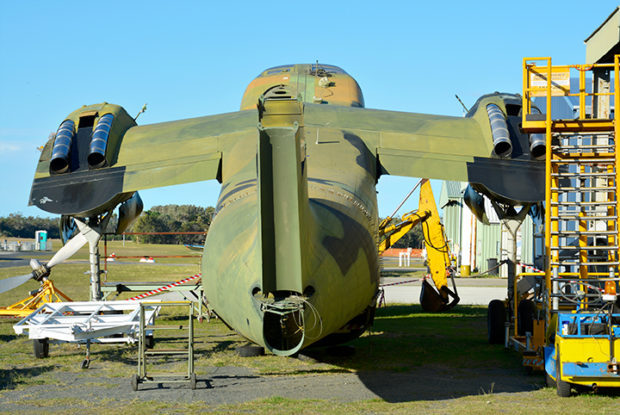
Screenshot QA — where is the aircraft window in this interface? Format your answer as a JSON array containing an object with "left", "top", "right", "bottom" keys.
[
  {"left": 310, "top": 64, "right": 346, "bottom": 76},
  {"left": 267, "top": 68, "right": 291, "bottom": 75},
  {"left": 262, "top": 65, "right": 292, "bottom": 76}
]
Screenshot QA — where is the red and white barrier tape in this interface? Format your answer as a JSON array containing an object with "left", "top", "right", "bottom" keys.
[
  {"left": 128, "top": 273, "right": 202, "bottom": 301},
  {"left": 520, "top": 264, "right": 544, "bottom": 273},
  {"left": 379, "top": 278, "right": 420, "bottom": 287}
]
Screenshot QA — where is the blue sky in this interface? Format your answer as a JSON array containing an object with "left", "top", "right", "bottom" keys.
[{"left": 1, "top": 1, "right": 617, "bottom": 219}]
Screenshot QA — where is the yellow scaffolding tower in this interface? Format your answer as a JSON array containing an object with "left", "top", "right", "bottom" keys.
[{"left": 521, "top": 56, "right": 620, "bottom": 395}]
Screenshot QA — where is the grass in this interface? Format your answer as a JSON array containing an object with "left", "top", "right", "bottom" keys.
[{"left": 0, "top": 242, "right": 619, "bottom": 414}]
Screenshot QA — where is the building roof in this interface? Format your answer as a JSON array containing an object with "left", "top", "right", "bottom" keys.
[{"left": 440, "top": 181, "right": 463, "bottom": 207}]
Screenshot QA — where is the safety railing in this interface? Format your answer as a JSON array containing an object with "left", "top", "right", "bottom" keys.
[{"left": 522, "top": 56, "right": 620, "bottom": 132}]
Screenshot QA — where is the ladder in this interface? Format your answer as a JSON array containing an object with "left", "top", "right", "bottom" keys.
[
  {"left": 548, "top": 131, "right": 619, "bottom": 311},
  {"left": 522, "top": 56, "right": 620, "bottom": 318}
]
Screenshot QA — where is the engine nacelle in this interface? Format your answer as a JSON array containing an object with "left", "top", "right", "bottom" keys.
[
  {"left": 32, "top": 103, "right": 137, "bottom": 216},
  {"left": 45, "top": 103, "right": 136, "bottom": 175}
]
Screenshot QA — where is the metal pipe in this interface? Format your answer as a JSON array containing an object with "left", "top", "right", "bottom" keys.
[
  {"left": 486, "top": 104, "right": 512, "bottom": 158},
  {"left": 529, "top": 134, "right": 546, "bottom": 160},
  {"left": 88, "top": 114, "right": 114, "bottom": 169},
  {"left": 50, "top": 120, "right": 75, "bottom": 174}
]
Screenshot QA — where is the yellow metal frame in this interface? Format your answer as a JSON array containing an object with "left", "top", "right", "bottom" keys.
[
  {"left": 522, "top": 58, "right": 617, "bottom": 133},
  {"left": 522, "top": 56, "right": 620, "bottom": 321},
  {"left": 0, "top": 279, "right": 72, "bottom": 318},
  {"left": 520, "top": 56, "right": 620, "bottom": 389}
]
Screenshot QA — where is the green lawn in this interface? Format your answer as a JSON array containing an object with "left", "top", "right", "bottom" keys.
[{"left": 0, "top": 242, "right": 619, "bottom": 414}]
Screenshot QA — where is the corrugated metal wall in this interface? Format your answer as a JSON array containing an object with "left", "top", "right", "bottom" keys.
[
  {"left": 443, "top": 202, "right": 462, "bottom": 250},
  {"left": 475, "top": 223, "right": 501, "bottom": 273},
  {"left": 441, "top": 181, "right": 535, "bottom": 274}
]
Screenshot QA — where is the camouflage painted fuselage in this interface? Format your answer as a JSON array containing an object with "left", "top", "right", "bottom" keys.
[{"left": 203, "top": 118, "right": 380, "bottom": 355}]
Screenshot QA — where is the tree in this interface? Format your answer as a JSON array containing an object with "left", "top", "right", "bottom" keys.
[{"left": 131, "top": 204, "right": 213, "bottom": 244}]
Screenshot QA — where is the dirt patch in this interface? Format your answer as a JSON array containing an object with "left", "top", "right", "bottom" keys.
[{"left": 0, "top": 359, "right": 542, "bottom": 411}]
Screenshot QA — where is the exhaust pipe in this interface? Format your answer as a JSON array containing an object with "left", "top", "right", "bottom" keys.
[
  {"left": 88, "top": 114, "right": 114, "bottom": 169},
  {"left": 486, "top": 104, "right": 512, "bottom": 158},
  {"left": 529, "top": 133, "right": 546, "bottom": 160},
  {"left": 50, "top": 120, "right": 75, "bottom": 174}
]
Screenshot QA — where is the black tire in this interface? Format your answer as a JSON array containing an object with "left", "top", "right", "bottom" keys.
[
  {"left": 33, "top": 338, "right": 49, "bottom": 358},
  {"left": 545, "top": 372, "right": 556, "bottom": 388},
  {"left": 235, "top": 344, "right": 265, "bottom": 357},
  {"left": 81, "top": 359, "right": 90, "bottom": 369},
  {"left": 487, "top": 300, "right": 506, "bottom": 344},
  {"left": 556, "top": 347, "right": 571, "bottom": 397},
  {"left": 190, "top": 373, "right": 197, "bottom": 390},
  {"left": 145, "top": 334, "right": 155, "bottom": 349},
  {"left": 517, "top": 299, "right": 536, "bottom": 336},
  {"left": 131, "top": 374, "right": 139, "bottom": 391}
]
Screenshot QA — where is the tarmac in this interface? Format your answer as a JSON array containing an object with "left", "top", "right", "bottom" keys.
[{"left": 380, "top": 276, "right": 507, "bottom": 305}]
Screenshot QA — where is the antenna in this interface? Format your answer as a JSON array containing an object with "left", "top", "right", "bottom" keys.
[
  {"left": 134, "top": 103, "right": 148, "bottom": 121},
  {"left": 455, "top": 94, "right": 469, "bottom": 113}
]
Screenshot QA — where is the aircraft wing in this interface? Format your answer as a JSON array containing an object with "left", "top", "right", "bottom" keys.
[
  {"left": 30, "top": 104, "right": 256, "bottom": 216},
  {"left": 303, "top": 95, "right": 544, "bottom": 204}
]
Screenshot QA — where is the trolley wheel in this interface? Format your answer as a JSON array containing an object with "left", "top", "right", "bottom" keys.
[
  {"left": 131, "top": 374, "right": 139, "bottom": 391},
  {"left": 81, "top": 359, "right": 90, "bottom": 369},
  {"left": 190, "top": 373, "right": 197, "bottom": 390},
  {"left": 556, "top": 348, "right": 571, "bottom": 397},
  {"left": 33, "top": 338, "right": 49, "bottom": 358},
  {"left": 487, "top": 299, "right": 506, "bottom": 344},
  {"left": 145, "top": 334, "right": 155, "bottom": 349},
  {"left": 517, "top": 299, "right": 536, "bottom": 336},
  {"left": 235, "top": 344, "right": 265, "bottom": 357}
]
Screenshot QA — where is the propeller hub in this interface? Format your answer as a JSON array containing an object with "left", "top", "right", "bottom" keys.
[{"left": 30, "top": 259, "right": 50, "bottom": 281}]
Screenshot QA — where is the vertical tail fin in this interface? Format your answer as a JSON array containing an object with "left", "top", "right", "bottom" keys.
[{"left": 257, "top": 88, "right": 309, "bottom": 294}]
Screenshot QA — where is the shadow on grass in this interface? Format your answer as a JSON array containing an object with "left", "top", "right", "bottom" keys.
[
  {"left": 299, "top": 304, "right": 542, "bottom": 402},
  {"left": 0, "top": 365, "right": 55, "bottom": 390},
  {"left": 0, "top": 334, "right": 18, "bottom": 342}
]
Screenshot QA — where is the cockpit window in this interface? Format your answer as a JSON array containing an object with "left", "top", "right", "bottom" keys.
[
  {"left": 310, "top": 64, "right": 347, "bottom": 76},
  {"left": 261, "top": 65, "right": 293, "bottom": 76}
]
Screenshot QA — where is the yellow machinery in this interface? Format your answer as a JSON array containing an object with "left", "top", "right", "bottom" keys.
[
  {"left": 505, "top": 56, "right": 620, "bottom": 396},
  {"left": 0, "top": 279, "right": 72, "bottom": 318},
  {"left": 379, "top": 179, "right": 459, "bottom": 311}
]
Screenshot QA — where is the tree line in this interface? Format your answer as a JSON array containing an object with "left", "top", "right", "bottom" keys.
[
  {"left": 131, "top": 205, "right": 214, "bottom": 244},
  {"left": 0, "top": 205, "right": 214, "bottom": 245},
  {"left": 1, "top": 207, "right": 424, "bottom": 248},
  {"left": 0, "top": 214, "right": 60, "bottom": 239}
]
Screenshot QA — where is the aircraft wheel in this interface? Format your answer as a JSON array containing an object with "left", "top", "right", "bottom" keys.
[
  {"left": 556, "top": 348, "right": 571, "bottom": 397},
  {"left": 517, "top": 299, "right": 536, "bottom": 336},
  {"left": 487, "top": 300, "right": 506, "bottom": 344},
  {"left": 33, "top": 338, "right": 49, "bottom": 358},
  {"left": 235, "top": 344, "right": 265, "bottom": 357}
]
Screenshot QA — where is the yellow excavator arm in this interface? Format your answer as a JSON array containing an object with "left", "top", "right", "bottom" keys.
[{"left": 379, "top": 179, "right": 459, "bottom": 311}]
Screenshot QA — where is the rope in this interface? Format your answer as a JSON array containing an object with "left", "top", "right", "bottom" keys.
[
  {"left": 379, "top": 278, "right": 420, "bottom": 287},
  {"left": 128, "top": 274, "right": 202, "bottom": 300}
]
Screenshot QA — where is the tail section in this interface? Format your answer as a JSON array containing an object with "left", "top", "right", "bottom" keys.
[{"left": 256, "top": 86, "right": 312, "bottom": 354}]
